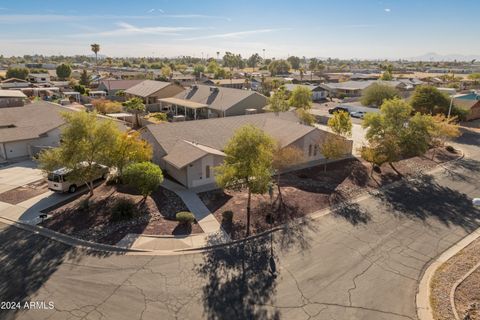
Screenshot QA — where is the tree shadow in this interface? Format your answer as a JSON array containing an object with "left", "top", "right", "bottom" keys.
[
  {"left": 329, "top": 190, "right": 371, "bottom": 225},
  {"left": 375, "top": 174, "right": 480, "bottom": 232},
  {"left": 197, "top": 209, "right": 318, "bottom": 319},
  {"left": 0, "top": 224, "right": 120, "bottom": 318}
]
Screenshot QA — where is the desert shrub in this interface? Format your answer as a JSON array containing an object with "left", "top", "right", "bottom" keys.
[
  {"left": 176, "top": 211, "right": 195, "bottom": 224},
  {"left": 445, "top": 145, "right": 456, "bottom": 153},
  {"left": 111, "top": 198, "right": 136, "bottom": 221},
  {"left": 221, "top": 210, "right": 234, "bottom": 223},
  {"left": 78, "top": 199, "right": 90, "bottom": 211},
  {"left": 92, "top": 99, "right": 123, "bottom": 114},
  {"left": 148, "top": 112, "right": 168, "bottom": 122}
]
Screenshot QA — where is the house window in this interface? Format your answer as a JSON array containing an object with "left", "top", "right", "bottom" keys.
[
  {"left": 308, "top": 144, "right": 313, "bottom": 157},
  {"left": 314, "top": 145, "right": 318, "bottom": 156},
  {"left": 206, "top": 165, "right": 211, "bottom": 179}
]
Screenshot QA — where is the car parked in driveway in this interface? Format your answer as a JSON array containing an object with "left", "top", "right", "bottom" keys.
[
  {"left": 47, "top": 163, "right": 109, "bottom": 193},
  {"left": 328, "top": 106, "right": 349, "bottom": 114},
  {"left": 473, "top": 198, "right": 480, "bottom": 206},
  {"left": 350, "top": 111, "right": 366, "bottom": 119}
]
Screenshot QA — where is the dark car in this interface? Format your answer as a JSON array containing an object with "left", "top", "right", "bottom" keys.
[{"left": 328, "top": 106, "right": 349, "bottom": 114}]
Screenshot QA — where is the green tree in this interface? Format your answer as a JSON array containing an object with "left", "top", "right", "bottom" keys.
[
  {"left": 272, "top": 145, "right": 303, "bottom": 206},
  {"left": 308, "top": 58, "right": 319, "bottom": 71},
  {"left": 400, "top": 112, "right": 434, "bottom": 158},
  {"left": 247, "top": 53, "right": 262, "bottom": 71},
  {"left": 215, "top": 125, "right": 275, "bottom": 236},
  {"left": 193, "top": 64, "right": 205, "bottom": 77},
  {"left": 410, "top": 85, "right": 450, "bottom": 115},
  {"left": 380, "top": 70, "right": 393, "bottom": 81},
  {"left": 56, "top": 64, "right": 72, "bottom": 80},
  {"left": 268, "top": 88, "right": 289, "bottom": 113},
  {"left": 360, "top": 146, "right": 388, "bottom": 177},
  {"left": 327, "top": 110, "right": 352, "bottom": 137},
  {"left": 361, "top": 83, "right": 401, "bottom": 107},
  {"left": 6, "top": 67, "right": 29, "bottom": 80},
  {"left": 287, "top": 56, "right": 301, "bottom": 70},
  {"left": 37, "top": 112, "right": 119, "bottom": 196},
  {"left": 90, "top": 43, "right": 100, "bottom": 73},
  {"left": 320, "top": 136, "right": 345, "bottom": 172},
  {"left": 123, "top": 97, "right": 146, "bottom": 128},
  {"left": 288, "top": 86, "right": 312, "bottom": 109},
  {"left": 80, "top": 69, "right": 90, "bottom": 86},
  {"left": 207, "top": 60, "right": 220, "bottom": 73},
  {"left": 429, "top": 114, "right": 461, "bottom": 159},
  {"left": 362, "top": 98, "right": 412, "bottom": 174},
  {"left": 161, "top": 66, "right": 172, "bottom": 79},
  {"left": 110, "top": 131, "right": 153, "bottom": 178},
  {"left": 123, "top": 162, "right": 164, "bottom": 200},
  {"left": 468, "top": 73, "right": 480, "bottom": 85},
  {"left": 268, "top": 60, "right": 291, "bottom": 76}
]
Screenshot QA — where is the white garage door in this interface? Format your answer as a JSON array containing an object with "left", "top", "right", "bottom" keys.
[{"left": 4, "top": 141, "right": 30, "bottom": 159}]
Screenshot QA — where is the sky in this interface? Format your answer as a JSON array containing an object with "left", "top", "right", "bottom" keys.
[{"left": 0, "top": 0, "right": 479, "bottom": 60}]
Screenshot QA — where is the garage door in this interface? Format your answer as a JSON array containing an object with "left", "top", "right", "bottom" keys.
[{"left": 4, "top": 141, "right": 29, "bottom": 159}]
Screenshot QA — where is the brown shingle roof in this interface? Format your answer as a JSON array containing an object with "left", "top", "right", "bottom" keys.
[
  {"left": 173, "top": 85, "right": 267, "bottom": 112},
  {"left": 144, "top": 112, "right": 319, "bottom": 167},
  {"left": 125, "top": 80, "right": 173, "bottom": 98},
  {"left": 99, "top": 79, "right": 143, "bottom": 91}
]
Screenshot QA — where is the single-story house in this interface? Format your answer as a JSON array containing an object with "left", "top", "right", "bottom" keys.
[
  {"left": 320, "top": 80, "right": 407, "bottom": 98},
  {"left": 141, "top": 112, "right": 353, "bottom": 190},
  {"left": 203, "top": 78, "right": 247, "bottom": 89},
  {"left": 290, "top": 74, "right": 323, "bottom": 84},
  {"left": 171, "top": 74, "right": 196, "bottom": 86},
  {"left": 27, "top": 73, "right": 51, "bottom": 84},
  {"left": 0, "top": 90, "right": 27, "bottom": 108},
  {"left": 0, "top": 78, "right": 31, "bottom": 89},
  {"left": 158, "top": 84, "right": 268, "bottom": 120},
  {"left": 0, "top": 101, "right": 127, "bottom": 161},
  {"left": 141, "top": 112, "right": 352, "bottom": 188},
  {"left": 98, "top": 79, "right": 143, "bottom": 97},
  {"left": 125, "top": 80, "right": 184, "bottom": 111},
  {"left": 283, "top": 84, "right": 328, "bottom": 101},
  {"left": 454, "top": 93, "right": 480, "bottom": 121}
]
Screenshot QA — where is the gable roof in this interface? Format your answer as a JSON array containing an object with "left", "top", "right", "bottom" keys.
[
  {"left": 144, "top": 112, "right": 318, "bottom": 168},
  {"left": 0, "top": 90, "right": 27, "bottom": 98},
  {"left": 125, "top": 80, "right": 173, "bottom": 97},
  {"left": 204, "top": 79, "right": 246, "bottom": 85},
  {"left": 99, "top": 79, "right": 143, "bottom": 91},
  {"left": 173, "top": 85, "right": 266, "bottom": 112},
  {"left": 283, "top": 84, "right": 326, "bottom": 92},
  {"left": 0, "top": 101, "right": 75, "bottom": 143}
]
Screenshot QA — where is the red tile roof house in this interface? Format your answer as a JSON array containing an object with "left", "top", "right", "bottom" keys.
[{"left": 141, "top": 112, "right": 353, "bottom": 190}]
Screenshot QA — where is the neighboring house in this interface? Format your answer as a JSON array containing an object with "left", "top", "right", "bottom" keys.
[
  {"left": 0, "top": 90, "right": 27, "bottom": 108},
  {"left": 350, "top": 73, "right": 379, "bottom": 81},
  {"left": 454, "top": 93, "right": 480, "bottom": 120},
  {"left": 283, "top": 84, "right": 328, "bottom": 101},
  {"left": 0, "top": 78, "right": 30, "bottom": 89},
  {"left": 171, "top": 74, "right": 196, "bottom": 86},
  {"left": 320, "top": 80, "right": 406, "bottom": 98},
  {"left": 158, "top": 84, "right": 268, "bottom": 120},
  {"left": 203, "top": 78, "right": 247, "bottom": 89},
  {"left": 98, "top": 79, "right": 143, "bottom": 97},
  {"left": 141, "top": 112, "right": 353, "bottom": 190},
  {"left": 125, "top": 80, "right": 184, "bottom": 111},
  {"left": 0, "top": 101, "right": 127, "bottom": 161},
  {"left": 290, "top": 74, "right": 323, "bottom": 84},
  {"left": 27, "top": 73, "right": 51, "bottom": 84}
]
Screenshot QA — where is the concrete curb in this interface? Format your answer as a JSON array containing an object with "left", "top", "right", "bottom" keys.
[
  {"left": 1, "top": 147, "right": 466, "bottom": 256},
  {"left": 450, "top": 261, "right": 480, "bottom": 320},
  {"left": 416, "top": 227, "right": 480, "bottom": 320}
]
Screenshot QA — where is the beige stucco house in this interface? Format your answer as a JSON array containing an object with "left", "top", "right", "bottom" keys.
[
  {"left": 141, "top": 112, "right": 353, "bottom": 190},
  {"left": 124, "top": 80, "right": 184, "bottom": 111}
]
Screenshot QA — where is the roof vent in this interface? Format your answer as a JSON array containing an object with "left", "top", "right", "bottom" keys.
[{"left": 209, "top": 86, "right": 219, "bottom": 93}]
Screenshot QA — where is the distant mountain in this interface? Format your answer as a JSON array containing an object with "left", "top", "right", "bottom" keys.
[{"left": 407, "top": 52, "right": 480, "bottom": 62}]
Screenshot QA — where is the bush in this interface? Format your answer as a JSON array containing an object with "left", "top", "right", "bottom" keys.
[
  {"left": 445, "top": 145, "right": 456, "bottom": 153},
  {"left": 176, "top": 211, "right": 195, "bottom": 225},
  {"left": 221, "top": 210, "right": 234, "bottom": 223},
  {"left": 148, "top": 112, "right": 168, "bottom": 122},
  {"left": 123, "top": 162, "right": 164, "bottom": 200},
  {"left": 111, "top": 198, "right": 136, "bottom": 221},
  {"left": 78, "top": 199, "right": 90, "bottom": 211},
  {"left": 92, "top": 99, "right": 123, "bottom": 114}
]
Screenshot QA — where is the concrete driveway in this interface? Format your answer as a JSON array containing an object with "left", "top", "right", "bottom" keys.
[{"left": 0, "top": 160, "right": 45, "bottom": 194}]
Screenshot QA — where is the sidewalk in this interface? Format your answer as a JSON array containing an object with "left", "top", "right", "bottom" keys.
[{"left": 162, "top": 179, "right": 229, "bottom": 239}]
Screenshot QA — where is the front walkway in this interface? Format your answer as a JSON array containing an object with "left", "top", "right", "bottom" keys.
[{"left": 161, "top": 179, "right": 229, "bottom": 238}]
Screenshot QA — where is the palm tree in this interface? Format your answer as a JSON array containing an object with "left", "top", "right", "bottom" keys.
[{"left": 90, "top": 43, "right": 100, "bottom": 74}]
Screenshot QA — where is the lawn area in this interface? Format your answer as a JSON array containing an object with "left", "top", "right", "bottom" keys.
[
  {"left": 40, "top": 183, "right": 203, "bottom": 245},
  {"left": 199, "top": 147, "right": 459, "bottom": 239}
]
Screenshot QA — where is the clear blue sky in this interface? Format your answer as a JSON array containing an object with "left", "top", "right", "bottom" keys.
[{"left": 0, "top": 0, "right": 478, "bottom": 59}]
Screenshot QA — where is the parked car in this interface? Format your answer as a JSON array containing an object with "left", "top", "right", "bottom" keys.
[
  {"left": 328, "top": 106, "right": 349, "bottom": 114},
  {"left": 350, "top": 111, "right": 366, "bottom": 119},
  {"left": 473, "top": 198, "right": 480, "bottom": 207},
  {"left": 47, "top": 163, "right": 109, "bottom": 193}
]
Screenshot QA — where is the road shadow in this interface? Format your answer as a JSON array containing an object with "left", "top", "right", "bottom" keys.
[
  {"left": 329, "top": 190, "right": 371, "bottom": 225},
  {"left": 197, "top": 214, "right": 317, "bottom": 319},
  {"left": 375, "top": 174, "right": 480, "bottom": 232},
  {"left": 0, "top": 223, "right": 120, "bottom": 318}
]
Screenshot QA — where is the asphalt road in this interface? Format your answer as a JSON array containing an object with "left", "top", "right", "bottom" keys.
[{"left": 1, "top": 130, "right": 479, "bottom": 320}]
